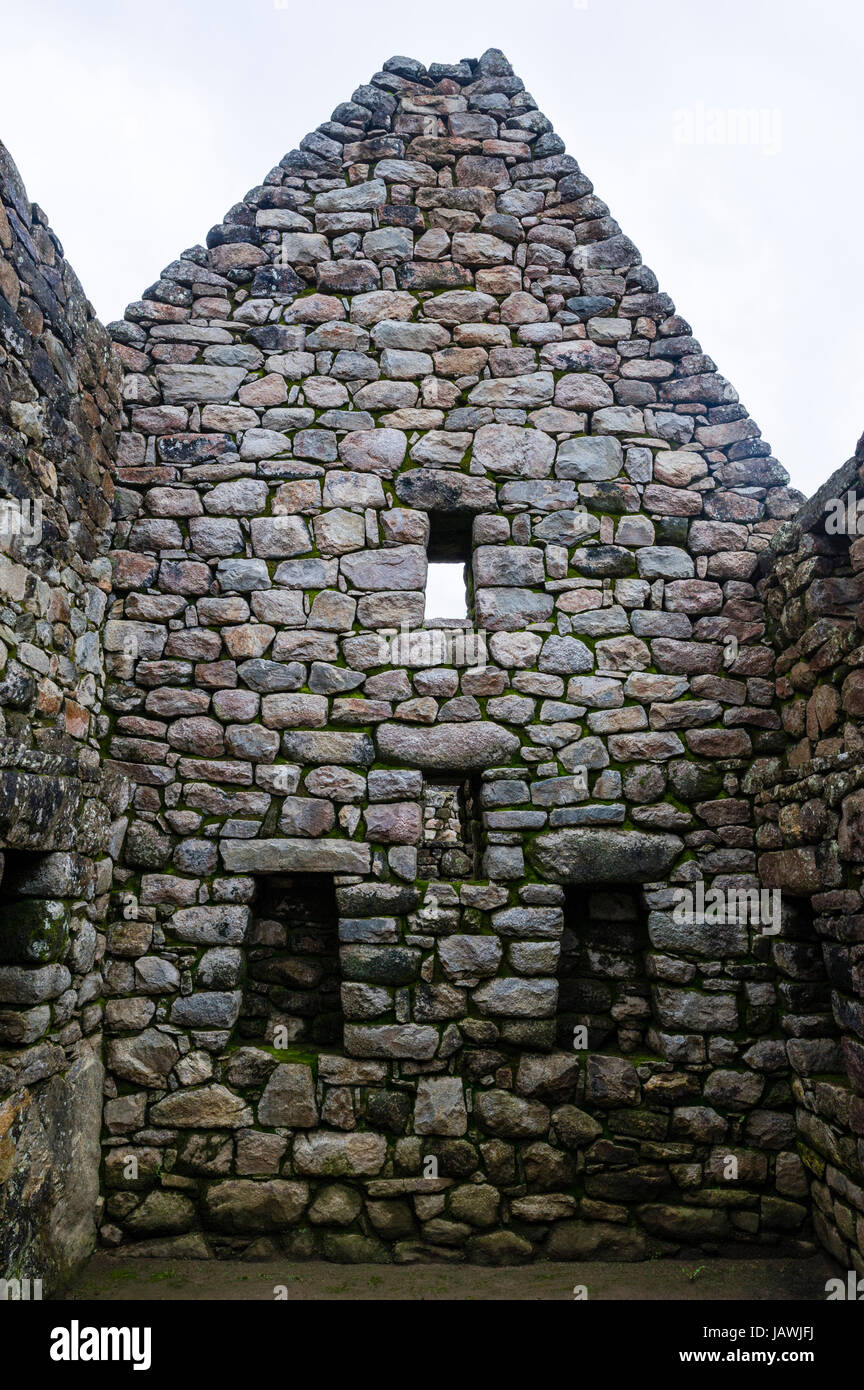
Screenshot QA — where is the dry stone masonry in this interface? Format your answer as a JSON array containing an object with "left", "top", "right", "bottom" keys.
[
  {"left": 755, "top": 431, "right": 864, "bottom": 1271},
  {"left": 0, "top": 138, "right": 124, "bottom": 1287},
  {"left": 1, "top": 47, "right": 863, "bottom": 1284}
]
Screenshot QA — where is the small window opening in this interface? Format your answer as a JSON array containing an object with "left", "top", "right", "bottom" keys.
[
  {"left": 417, "top": 777, "right": 480, "bottom": 880},
  {"left": 0, "top": 849, "right": 55, "bottom": 905},
  {"left": 776, "top": 895, "right": 838, "bottom": 1042},
  {"left": 425, "top": 512, "right": 472, "bottom": 622},
  {"left": 557, "top": 887, "right": 650, "bottom": 1053},
  {"left": 426, "top": 564, "right": 468, "bottom": 620},
  {"left": 0, "top": 850, "right": 65, "bottom": 978},
  {"left": 241, "top": 874, "right": 342, "bottom": 1046}
]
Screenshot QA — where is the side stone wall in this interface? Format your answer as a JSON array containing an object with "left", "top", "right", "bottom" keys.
[
  {"left": 756, "top": 432, "right": 864, "bottom": 1273},
  {"left": 96, "top": 51, "right": 818, "bottom": 1265},
  {"left": 0, "top": 140, "right": 125, "bottom": 1289}
]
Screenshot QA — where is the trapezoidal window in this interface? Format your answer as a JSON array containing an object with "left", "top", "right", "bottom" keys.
[
  {"left": 0, "top": 850, "right": 67, "bottom": 977},
  {"left": 240, "top": 874, "right": 342, "bottom": 1047},
  {"left": 425, "top": 512, "right": 472, "bottom": 622},
  {"left": 417, "top": 776, "right": 480, "bottom": 880},
  {"left": 0, "top": 849, "right": 56, "bottom": 904},
  {"left": 775, "top": 895, "right": 838, "bottom": 1050},
  {"left": 557, "top": 887, "right": 650, "bottom": 1053}
]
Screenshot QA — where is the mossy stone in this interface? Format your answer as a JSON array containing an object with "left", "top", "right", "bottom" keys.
[
  {"left": 653, "top": 516, "right": 689, "bottom": 545},
  {"left": 0, "top": 899, "right": 69, "bottom": 964},
  {"left": 668, "top": 758, "right": 722, "bottom": 801}
]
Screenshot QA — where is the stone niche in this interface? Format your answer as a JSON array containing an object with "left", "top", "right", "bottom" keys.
[
  {"left": 556, "top": 888, "right": 650, "bottom": 1053},
  {"left": 241, "top": 875, "right": 343, "bottom": 1047},
  {"left": 417, "top": 776, "right": 480, "bottom": 879},
  {"left": 0, "top": 849, "right": 72, "bottom": 973}
]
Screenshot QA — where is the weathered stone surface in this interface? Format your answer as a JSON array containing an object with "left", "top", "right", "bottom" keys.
[
  {"left": 439, "top": 936, "right": 502, "bottom": 980},
  {"left": 655, "top": 988, "right": 738, "bottom": 1032},
  {"left": 106, "top": 1030, "right": 179, "bottom": 1087},
  {"left": 394, "top": 469, "right": 496, "bottom": 512},
  {"left": 344, "top": 1024, "right": 439, "bottom": 1060},
  {"left": 124, "top": 1191, "right": 197, "bottom": 1236},
  {"left": 377, "top": 721, "right": 519, "bottom": 771},
  {"left": 307, "top": 1183, "right": 364, "bottom": 1226},
  {"left": 545, "top": 1221, "right": 647, "bottom": 1261},
  {"left": 551, "top": 1105, "right": 603, "bottom": 1150},
  {"left": 474, "top": 1090, "right": 550, "bottom": 1137},
  {"left": 516, "top": 1054, "right": 580, "bottom": 1100},
  {"left": 221, "top": 838, "right": 371, "bottom": 874},
  {"left": 293, "top": 1131, "right": 388, "bottom": 1176},
  {"left": 586, "top": 1055, "right": 640, "bottom": 1106},
  {"left": 0, "top": 963, "right": 71, "bottom": 1004},
  {"left": 0, "top": 900, "right": 70, "bottom": 966},
  {"left": 150, "top": 1085, "right": 252, "bottom": 1128},
  {"left": 170, "top": 906, "right": 250, "bottom": 945},
  {"left": 414, "top": 1078, "right": 467, "bottom": 1136},
  {"left": 557, "top": 436, "right": 623, "bottom": 481},
  {"left": 202, "top": 1180, "right": 308, "bottom": 1231},
  {"left": 530, "top": 830, "right": 682, "bottom": 883},
  {"left": 156, "top": 365, "right": 247, "bottom": 404},
  {"left": 258, "top": 1064, "right": 319, "bottom": 1128},
  {"left": 473, "top": 978, "right": 557, "bottom": 1017},
  {"left": 170, "top": 991, "right": 241, "bottom": 1029}
]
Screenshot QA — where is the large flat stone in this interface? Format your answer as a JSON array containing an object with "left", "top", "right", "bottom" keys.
[
  {"left": 529, "top": 829, "right": 682, "bottom": 883},
  {"left": 340, "top": 545, "right": 427, "bottom": 591},
  {"left": 394, "top": 470, "right": 496, "bottom": 513},
  {"left": 292, "top": 1130, "right": 387, "bottom": 1176},
  {"left": 473, "top": 978, "right": 558, "bottom": 1016},
  {"left": 150, "top": 1084, "right": 252, "bottom": 1128},
  {"left": 545, "top": 1220, "right": 647, "bottom": 1261},
  {"left": 376, "top": 720, "right": 519, "bottom": 771},
  {"left": 220, "top": 838, "right": 371, "bottom": 874},
  {"left": 155, "top": 365, "right": 247, "bottom": 404},
  {"left": 202, "top": 1180, "right": 308, "bottom": 1232}
]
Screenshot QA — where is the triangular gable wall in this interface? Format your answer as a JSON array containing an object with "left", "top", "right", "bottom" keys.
[{"left": 97, "top": 51, "right": 813, "bottom": 1259}]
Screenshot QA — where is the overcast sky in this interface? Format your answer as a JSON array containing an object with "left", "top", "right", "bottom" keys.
[{"left": 1, "top": 0, "right": 861, "bottom": 498}]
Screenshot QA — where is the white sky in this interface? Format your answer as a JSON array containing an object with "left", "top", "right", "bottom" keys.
[
  {"left": 427, "top": 562, "right": 468, "bottom": 620},
  {"left": 1, "top": 0, "right": 861, "bottom": 499}
]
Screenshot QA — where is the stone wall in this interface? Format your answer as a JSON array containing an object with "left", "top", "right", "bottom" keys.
[
  {"left": 755, "top": 431, "right": 864, "bottom": 1273},
  {"left": 95, "top": 50, "right": 820, "bottom": 1265},
  {"left": 0, "top": 140, "right": 125, "bottom": 1289},
  {"left": 4, "top": 46, "right": 859, "bottom": 1280}
]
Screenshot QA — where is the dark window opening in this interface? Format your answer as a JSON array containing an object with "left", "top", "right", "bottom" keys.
[
  {"left": 417, "top": 776, "right": 480, "bottom": 880},
  {"left": 425, "top": 512, "right": 472, "bottom": 622},
  {"left": 240, "top": 874, "right": 342, "bottom": 1046},
  {"left": 775, "top": 895, "right": 839, "bottom": 1043},
  {"left": 0, "top": 850, "right": 68, "bottom": 981},
  {"left": 556, "top": 887, "right": 650, "bottom": 1053},
  {"left": 0, "top": 849, "right": 55, "bottom": 905}
]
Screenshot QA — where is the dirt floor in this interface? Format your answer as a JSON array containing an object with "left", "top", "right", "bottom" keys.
[{"left": 67, "top": 1252, "right": 837, "bottom": 1301}]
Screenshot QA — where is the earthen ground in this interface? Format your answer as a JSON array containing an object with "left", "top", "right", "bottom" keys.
[{"left": 67, "top": 1252, "right": 836, "bottom": 1301}]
